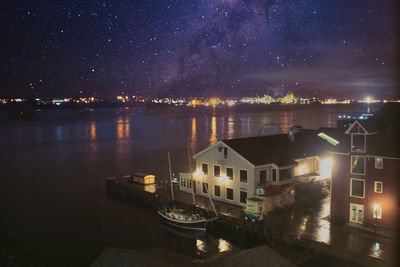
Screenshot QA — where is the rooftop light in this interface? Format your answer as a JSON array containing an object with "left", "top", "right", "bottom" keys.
[{"left": 317, "top": 132, "right": 339, "bottom": 146}]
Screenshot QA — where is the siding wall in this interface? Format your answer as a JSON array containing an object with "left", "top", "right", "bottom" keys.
[{"left": 194, "top": 142, "right": 255, "bottom": 206}]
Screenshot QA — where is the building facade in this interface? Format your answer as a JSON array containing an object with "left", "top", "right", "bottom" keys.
[
  {"left": 330, "top": 104, "right": 400, "bottom": 230},
  {"left": 179, "top": 129, "right": 335, "bottom": 207}
]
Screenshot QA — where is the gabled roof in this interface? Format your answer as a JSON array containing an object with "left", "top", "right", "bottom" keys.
[
  {"left": 327, "top": 103, "right": 400, "bottom": 158},
  {"left": 222, "top": 129, "right": 336, "bottom": 167},
  {"left": 360, "top": 103, "right": 400, "bottom": 157}
]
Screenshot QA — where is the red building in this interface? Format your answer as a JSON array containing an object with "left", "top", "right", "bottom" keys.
[{"left": 330, "top": 104, "right": 400, "bottom": 231}]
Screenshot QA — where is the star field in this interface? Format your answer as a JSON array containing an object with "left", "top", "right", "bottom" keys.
[{"left": 0, "top": 0, "right": 397, "bottom": 98}]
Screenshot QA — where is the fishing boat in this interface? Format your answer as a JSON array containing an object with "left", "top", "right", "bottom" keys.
[{"left": 157, "top": 146, "right": 218, "bottom": 231}]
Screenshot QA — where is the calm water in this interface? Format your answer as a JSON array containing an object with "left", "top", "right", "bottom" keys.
[{"left": 0, "top": 104, "right": 373, "bottom": 265}]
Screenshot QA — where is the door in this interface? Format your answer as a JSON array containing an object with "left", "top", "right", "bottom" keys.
[{"left": 349, "top": 203, "right": 364, "bottom": 224}]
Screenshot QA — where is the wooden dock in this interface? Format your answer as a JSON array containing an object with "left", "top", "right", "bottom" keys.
[{"left": 105, "top": 177, "right": 390, "bottom": 267}]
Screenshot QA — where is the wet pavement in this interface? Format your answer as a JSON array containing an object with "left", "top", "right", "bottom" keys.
[{"left": 168, "top": 185, "right": 399, "bottom": 266}]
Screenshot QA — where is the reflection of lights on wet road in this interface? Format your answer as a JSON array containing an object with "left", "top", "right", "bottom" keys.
[
  {"left": 369, "top": 242, "right": 382, "bottom": 258},
  {"left": 298, "top": 216, "right": 309, "bottom": 236},
  {"left": 196, "top": 239, "right": 207, "bottom": 254},
  {"left": 218, "top": 238, "right": 232, "bottom": 253},
  {"left": 315, "top": 219, "right": 330, "bottom": 244}
]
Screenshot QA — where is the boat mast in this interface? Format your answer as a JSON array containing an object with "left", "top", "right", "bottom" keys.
[
  {"left": 188, "top": 141, "right": 218, "bottom": 217},
  {"left": 168, "top": 151, "right": 174, "bottom": 201},
  {"left": 187, "top": 141, "right": 196, "bottom": 206}
]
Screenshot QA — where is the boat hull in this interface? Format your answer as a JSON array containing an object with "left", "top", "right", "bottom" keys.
[{"left": 157, "top": 210, "right": 208, "bottom": 231}]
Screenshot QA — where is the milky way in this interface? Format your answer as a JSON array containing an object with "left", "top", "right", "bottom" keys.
[{"left": 0, "top": 0, "right": 397, "bottom": 98}]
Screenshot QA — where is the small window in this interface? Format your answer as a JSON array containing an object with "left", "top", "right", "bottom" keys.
[
  {"left": 180, "top": 177, "right": 184, "bottom": 187},
  {"left": 351, "top": 156, "right": 365, "bottom": 175},
  {"left": 373, "top": 207, "right": 382, "bottom": 219},
  {"left": 218, "top": 146, "right": 223, "bottom": 152},
  {"left": 226, "top": 188, "right": 233, "bottom": 200},
  {"left": 374, "top": 181, "right": 383, "bottom": 193},
  {"left": 352, "top": 134, "right": 365, "bottom": 152},
  {"left": 223, "top": 147, "right": 228, "bottom": 159},
  {"left": 214, "top": 165, "right": 220, "bottom": 177},
  {"left": 240, "top": 191, "right": 247, "bottom": 204},
  {"left": 240, "top": 170, "right": 247, "bottom": 182},
  {"left": 214, "top": 185, "right": 220, "bottom": 197},
  {"left": 272, "top": 169, "right": 277, "bottom": 182},
  {"left": 202, "top": 163, "right": 208, "bottom": 175},
  {"left": 259, "top": 170, "right": 267, "bottom": 184},
  {"left": 350, "top": 178, "right": 364, "bottom": 198},
  {"left": 375, "top": 157, "right": 383, "bottom": 169},
  {"left": 202, "top": 182, "right": 208, "bottom": 193},
  {"left": 226, "top": 167, "right": 233, "bottom": 180}
]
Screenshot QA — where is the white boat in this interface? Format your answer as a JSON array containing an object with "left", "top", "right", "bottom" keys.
[{"left": 157, "top": 146, "right": 218, "bottom": 231}]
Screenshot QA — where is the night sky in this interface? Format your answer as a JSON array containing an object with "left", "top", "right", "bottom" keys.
[{"left": 0, "top": 0, "right": 398, "bottom": 98}]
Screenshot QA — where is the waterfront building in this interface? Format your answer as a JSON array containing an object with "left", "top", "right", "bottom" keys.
[
  {"left": 179, "top": 129, "right": 336, "bottom": 207},
  {"left": 330, "top": 104, "right": 400, "bottom": 230}
]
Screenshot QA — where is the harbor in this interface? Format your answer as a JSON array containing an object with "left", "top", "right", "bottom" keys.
[{"left": 105, "top": 175, "right": 396, "bottom": 266}]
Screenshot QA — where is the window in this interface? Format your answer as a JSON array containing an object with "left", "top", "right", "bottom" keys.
[
  {"left": 240, "top": 170, "right": 247, "bottom": 182},
  {"left": 214, "top": 165, "right": 220, "bottom": 177},
  {"left": 351, "top": 156, "right": 365, "bottom": 175},
  {"left": 352, "top": 134, "right": 365, "bottom": 152},
  {"left": 226, "top": 188, "right": 233, "bottom": 200},
  {"left": 223, "top": 147, "right": 228, "bottom": 159},
  {"left": 240, "top": 191, "right": 247, "bottom": 204},
  {"left": 214, "top": 185, "right": 220, "bottom": 197},
  {"left": 272, "top": 169, "right": 277, "bottom": 182},
  {"left": 374, "top": 181, "right": 383, "bottom": 193},
  {"left": 218, "top": 146, "right": 223, "bottom": 152},
  {"left": 181, "top": 177, "right": 184, "bottom": 187},
  {"left": 187, "top": 179, "right": 191, "bottom": 189},
  {"left": 226, "top": 167, "right": 233, "bottom": 180},
  {"left": 279, "top": 168, "right": 292, "bottom": 181},
  {"left": 202, "top": 163, "right": 208, "bottom": 175},
  {"left": 202, "top": 182, "right": 208, "bottom": 193},
  {"left": 350, "top": 178, "right": 365, "bottom": 198},
  {"left": 259, "top": 170, "right": 267, "bottom": 184},
  {"left": 375, "top": 157, "right": 383, "bottom": 169}
]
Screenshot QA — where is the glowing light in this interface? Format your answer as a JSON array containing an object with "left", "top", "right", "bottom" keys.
[
  {"left": 365, "top": 96, "right": 372, "bottom": 104},
  {"left": 193, "top": 169, "right": 204, "bottom": 179},
  {"left": 227, "top": 100, "right": 235, "bottom": 106},
  {"left": 317, "top": 132, "right": 339, "bottom": 146},
  {"left": 219, "top": 175, "right": 229, "bottom": 184},
  {"left": 218, "top": 238, "right": 232, "bottom": 252},
  {"left": 320, "top": 157, "right": 333, "bottom": 178},
  {"left": 209, "top": 98, "right": 219, "bottom": 106},
  {"left": 196, "top": 239, "right": 207, "bottom": 253},
  {"left": 298, "top": 165, "right": 308, "bottom": 175}
]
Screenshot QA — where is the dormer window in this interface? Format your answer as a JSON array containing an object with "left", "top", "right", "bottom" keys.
[{"left": 352, "top": 134, "right": 366, "bottom": 152}]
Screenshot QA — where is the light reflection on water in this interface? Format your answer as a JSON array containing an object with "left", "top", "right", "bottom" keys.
[{"left": 209, "top": 116, "right": 217, "bottom": 145}]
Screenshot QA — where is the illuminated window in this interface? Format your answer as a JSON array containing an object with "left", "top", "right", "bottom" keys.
[
  {"left": 351, "top": 156, "right": 365, "bottom": 175},
  {"left": 375, "top": 157, "right": 383, "bottom": 169},
  {"left": 226, "top": 167, "right": 233, "bottom": 180},
  {"left": 214, "top": 185, "right": 220, "bottom": 197},
  {"left": 202, "top": 163, "right": 208, "bottom": 175},
  {"left": 352, "top": 134, "right": 365, "bottom": 152},
  {"left": 350, "top": 178, "right": 365, "bottom": 198},
  {"left": 214, "top": 165, "right": 220, "bottom": 177},
  {"left": 374, "top": 181, "right": 383, "bottom": 193},
  {"left": 240, "top": 170, "right": 247, "bottom": 182}
]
